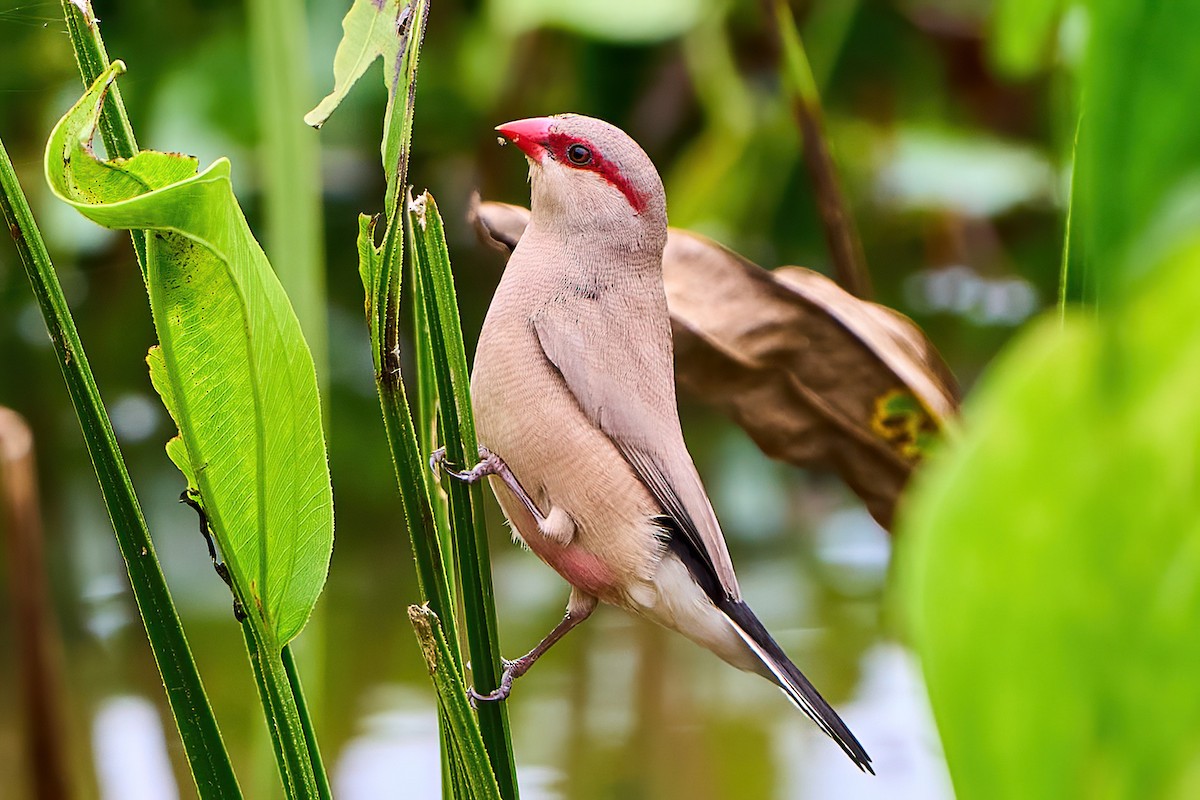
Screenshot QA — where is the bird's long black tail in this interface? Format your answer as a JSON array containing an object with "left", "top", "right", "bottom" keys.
[{"left": 720, "top": 599, "right": 874, "bottom": 774}]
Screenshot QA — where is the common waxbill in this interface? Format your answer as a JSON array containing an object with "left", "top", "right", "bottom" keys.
[{"left": 439, "top": 114, "right": 872, "bottom": 772}]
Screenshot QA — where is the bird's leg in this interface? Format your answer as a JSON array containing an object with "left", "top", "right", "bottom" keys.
[
  {"left": 471, "top": 593, "right": 597, "bottom": 703},
  {"left": 430, "top": 444, "right": 545, "bottom": 526}
]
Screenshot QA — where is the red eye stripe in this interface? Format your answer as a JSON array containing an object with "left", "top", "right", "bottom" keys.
[{"left": 546, "top": 130, "right": 647, "bottom": 214}]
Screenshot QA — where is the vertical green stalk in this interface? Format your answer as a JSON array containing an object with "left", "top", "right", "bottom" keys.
[
  {"left": 241, "top": 624, "right": 321, "bottom": 800},
  {"left": 773, "top": 0, "right": 873, "bottom": 299},
  {"left": 282, "top": 645, "right": 332, "bottom": 800},
  {"left": 352, "top": 0, "right": 462, "bottom": 651},
  {"left": 412, "top": 250, "right": 458, "bottom": 603},
  {"left": 410, "top": 192, "right": 519, "bottom": 799},
  {"left": 244, "top": 626, "right": 289, "bottom": 791},
  {"left": 1059, "top": 111, "right": 1083, "bottom": 322},
  {"left": 314, "top": 0, "right": 517, "bottom": 793},
  {"left": 261, "top": 637, "right": 320, "bottom": 800},
  {"left": 410, "top": 605, "right": 504, "bottom": 800},
  {"left": 0, "top": 136, "right": 242, "bottom": 798}
]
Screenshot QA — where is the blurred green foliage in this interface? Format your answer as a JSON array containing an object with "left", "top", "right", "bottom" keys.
[{"left": 900, "top": 2, "right": 1200, "bottom": 798}]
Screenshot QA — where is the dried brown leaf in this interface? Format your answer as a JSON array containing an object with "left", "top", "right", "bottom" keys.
[{"left": 469, "top": 199, "right": 959, "bottom": 530}]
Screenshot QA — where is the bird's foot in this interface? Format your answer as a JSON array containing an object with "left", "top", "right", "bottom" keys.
[
  {"left": 432, "top": 444, "right": 549, "bottom": 528},
  {"left": 430, "top": 445, "right": 499, "bottom": 484},
  {"left": 468, "top": 657, "right": 528, "bottom": 705}
]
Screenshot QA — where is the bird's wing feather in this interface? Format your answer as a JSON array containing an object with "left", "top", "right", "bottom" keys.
[{"left": 533, "top": 308, "right": 741, "bottom": 600}]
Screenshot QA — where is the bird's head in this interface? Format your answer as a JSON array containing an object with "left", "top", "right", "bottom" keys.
[{"left": 496, "top": 114, "right": 667, "bottom": 243}]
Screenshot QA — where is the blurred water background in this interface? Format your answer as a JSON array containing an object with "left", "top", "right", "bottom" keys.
[{"left": 0, "top": 0, "right": 1067, "bottom": 796}]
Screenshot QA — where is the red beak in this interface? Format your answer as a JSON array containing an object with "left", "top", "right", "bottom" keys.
[{"left": 496, "top": 117, "right": 555, "bottom": 162}]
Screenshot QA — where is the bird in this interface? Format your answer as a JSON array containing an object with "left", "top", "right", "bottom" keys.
[{"left": 438, "top": 113, "right": 872, "bottom": 772}]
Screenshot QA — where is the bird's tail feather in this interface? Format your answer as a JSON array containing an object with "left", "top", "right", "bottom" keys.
[{"left": 721, "top": 600, "right": 874, "bottom": 774}]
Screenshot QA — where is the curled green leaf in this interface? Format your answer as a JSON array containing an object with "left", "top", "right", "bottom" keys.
[{"left": 46, "top": 62, "right": 333, "bottom": 648}]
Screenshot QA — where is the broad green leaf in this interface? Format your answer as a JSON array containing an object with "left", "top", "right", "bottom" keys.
[
  {"left": 46, "top": 62, "right": 333, "bottom": 649},
  {"left": 898, "top": 235, "right": 1200, "bottom": 798},
  {"left": 2, "top": 129, "right": 243, "bottom": 799},
  {"left": 1077, "top": 0, "right": 1200, "bottom": 306}
]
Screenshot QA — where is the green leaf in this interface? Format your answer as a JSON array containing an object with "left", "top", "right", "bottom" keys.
[
  {"left": 897, "top": 234, "right": 1200, "bottom": 798},
  {"left": 1077, "top": 0, "right": 1200, "bottom": 307},
  {"left": 304, "top": 0, "right": 409, "bottom": 129},
  {"left": 46, "top": 62, "right": 333, "bottom": 650},
  {"left": 2, "top": 129, "right": 243, "bottom": 800},
  {"left": 307, "top": 0, "right": 427, "bottom": 219}
]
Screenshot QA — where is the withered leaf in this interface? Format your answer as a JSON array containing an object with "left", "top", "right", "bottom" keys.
[{"left": 470, "top": 198, "right": 958, "bottom": 530}]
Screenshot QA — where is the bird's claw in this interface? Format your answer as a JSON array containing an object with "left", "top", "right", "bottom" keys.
[
  {"left": 429, "top": 447, "right": 447, "bottom": 476},
  {"left": 431, "top": 445, "right": 503, "bottom": 485},
  {"left": 467, "top": 657, "right": 522, "bottom": 706},
  {"left": 468, "top": 684, "right": 511, "bottom": 705}
]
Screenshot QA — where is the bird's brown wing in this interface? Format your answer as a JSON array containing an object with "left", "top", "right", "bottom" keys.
[{"left": 533, "top": 310, "right": 741, "bottom": 601}]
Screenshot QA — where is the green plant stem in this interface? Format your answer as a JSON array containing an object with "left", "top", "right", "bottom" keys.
[
  {"left": 774, "top": 0, "right": 872, "bottom": 300},
  {"left": 0, "top": 136, "right": 242, "bottom": 799},
  {"left": 359, "top": 0, "right": 460, "bottom": 651},
  {"left": 413, "top": 234, "right": 483, "bottom": 800},
  {"left": 343, "top": 1, "right": 514, "bottom": 794},
  {"left": 409, "top": 605, "right": 504, "bottom": 800},
  {"left": 378, "top": 384, "right": 461, "bottom": 644},
  {"left": 375, "top": 358, "right": 471, "bottom": 795},
  {"left": 60, "top": 0, "right": 147, "bottom": 273},
  {"left": 283, "top": 645, "right": 332, "bottom": 800},
  {"left": 412, "top": 250, "right": 458, "bottom": 601},
  {"left": 413, "top": 255, "right": 469, "bottom": 799},
  {"left": 410, "top": 193, "right": 519, "bottom": 799},
  {"left": 1059, "top": 111, "right": 1083, "bottom": 322},
  {"left": 244, "top": 626, "right": 289, "bottom": 792},
  {"left": 242, "top": 625, "right": 320, "bottom": 800}
]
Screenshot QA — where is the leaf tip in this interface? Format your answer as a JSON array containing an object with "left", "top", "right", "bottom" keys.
[{"left": 302, "top": 109, "right": 326, "bottom": 130}]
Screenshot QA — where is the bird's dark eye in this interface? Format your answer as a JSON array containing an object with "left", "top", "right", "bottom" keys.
[{"left": 566, "top": 143, "right": 592, "bottom": 165}]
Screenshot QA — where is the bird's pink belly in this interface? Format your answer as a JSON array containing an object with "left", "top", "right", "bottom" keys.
[{"left": 527, "top": 537, "right": 617, "bottom": 598}]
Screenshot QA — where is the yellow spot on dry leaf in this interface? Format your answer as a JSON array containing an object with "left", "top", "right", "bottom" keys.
[{"left": 871, "top": 389, "right": 938, "bottom": 460}]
